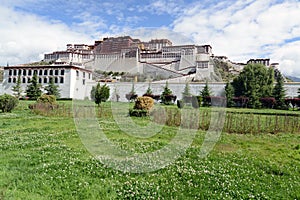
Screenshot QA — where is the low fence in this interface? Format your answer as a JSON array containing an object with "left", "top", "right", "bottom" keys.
[{"left": 29, "top": 102, "right": 300, "bottom": 134}]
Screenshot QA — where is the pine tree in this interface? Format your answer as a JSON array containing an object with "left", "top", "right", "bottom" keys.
[
  {"left": 273, "top": 71, "right": 286, "bottom": 109},
  {"left": 161, "top": 82, "right": 174, "bottom": 105},
  {"left": 225, "top": 81, "right": 235, "bottom": 107},
  {"left": 90, "top": 85, "right": 96, "bottom": 101},
  {"left": 44, "top": 78, "right": 60, "bottom": 98},
  {"left": 182, "top": 82, "right": 192, "bottom": 99},
  {"left": 201, "top": 81, "right": 211, "bottom": 107},
  {"left": 94, "top": 83, "right": 110, "bottom": 105},
  {"left": 145, "top": 82, "right": 153, "bottom": 95},
  {"left": 26, "top": 73, "right": 42, "bottom": 100},
  {"left": 12, "top": 74, "right": 22, "bottom": 99}
]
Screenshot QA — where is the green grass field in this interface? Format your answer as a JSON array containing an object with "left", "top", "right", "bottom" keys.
[{"left": 0, "top": 101, "right": 299, "bottom": 199}]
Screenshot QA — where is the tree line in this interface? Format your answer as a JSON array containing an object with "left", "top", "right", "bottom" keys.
[{"left": 225, "top": 63, "right": 297, "bottom": 109}]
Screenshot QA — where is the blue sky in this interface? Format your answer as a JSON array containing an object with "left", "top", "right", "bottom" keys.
[{"left": 1, "top": 0, "right": 300, "bottom": 77}]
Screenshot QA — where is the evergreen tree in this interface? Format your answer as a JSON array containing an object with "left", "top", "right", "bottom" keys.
[
  {"left": 44, "top": 78, "right": 60, "bottom": 98},
  {"left": 12, "top": 74, "right": 22, "bottom": 99},
  {"left": 201, "top": 81, "right": 211, "bottom": 107},
  {"left": 145, "top": 82, "right": 153, "bottom": 95},
  {"left": 232, "top": 63, "right": 274, "bottom": 108},
  {"left": 182, "top": 82, "right": 192, "bottom": 98},
  {"left": 90, "top": 85, "right": 96, "bottom": 101},
  {"left": 94, "top": 83, "right": 110, "bottom": 105},
  {"left": 26, "top": 73, "right": 42, "bottom": 100},
  {"left": 130, "top": 82, "right": 136, "bottom": 95},
  {"left": 273, "top": 71, "right": 286, "bottom": 109},
  {"left": 225, "top": 81, "right": 235, "bottom": 107},
  {"left": 161, "top": 82, "right": 174, "bottom": 105}
]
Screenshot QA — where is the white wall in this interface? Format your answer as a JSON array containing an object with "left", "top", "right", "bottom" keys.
[{"left": 84, "top": 82, "right": 300, "bottom": 102}]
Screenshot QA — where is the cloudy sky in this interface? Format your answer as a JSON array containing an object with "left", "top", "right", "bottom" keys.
[{"left": 1, "top": 0, "right": 300, "bottom": 77}]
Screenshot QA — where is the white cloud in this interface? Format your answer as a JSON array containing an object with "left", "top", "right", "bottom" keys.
[
  {"left": 0, "top": 5, "right": 94, "bottom": 66},
  {"left": 270, "top": 41, "right": 300, "bottom": 77},
  {"left": 172, "top": 0, "right": 300, "bottom": 77}
]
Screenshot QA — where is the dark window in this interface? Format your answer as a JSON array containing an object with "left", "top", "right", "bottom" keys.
[
  {"left": 9, "top": 70, "right": 12, "bottom": 76},
  {"left": 34, "top": 70, "right": 38, "bottom": 75},
  {"left": 60, "top": 77, "right": 64, "bottom": 84},
  {"left": 55, "top": 77, "right": 58, "bottom": 84},
  {"left": 49, "top": 70, "right": 53, "bottom": 75},
  {"left": 55, "top": 70, "right": 59, "bottom": 75},
  {"left": 44, "top": 70, "right": 48, "bottom": 75},
  {"left": 82, "top": 79, "right": 85, "bottom": 85},
  {"left": 8, "top": 78, "right": 11, "bottom": 83},
  {"left": 39, "top": 70, "right": 43, "bottom": 75},
  {"left": 28, "top": 70, "right": 32, "bottom": 76},
  {"left": 83, "top": 72, "right": 85, "bottom": 78},
  {"left": 23, "top": 69, "right": 26, "bottom": 76},
  {"left": 18, "top": 69, "right": 22, "bottom": 75},
  {"left": 13, "top": 70, "right": 17, "bottom": 76},
  {"left": 39, "top": 78, "right": 42, "bottom": 84},
  {"left": 13, "top": 78, "right": 16, "bottom": 83},
  {"left": 44, "top": 77, "right": 48, "bottom": 83},
  {"left": 76, "top": 70, "right": 79, "bottom": 77},
  {"left": 27, "top": 77, "right": 31, "bottom": 83},
  {"left": 23, "top": 78, "right": 26, "bottom": 83},
  {"left": 61, "top": 70, "right": 65, "bottom": 75},
  {"left": 88, "top": 73, "right": 91, "bottom": 79},
  {"left": 49, "top": 77, "right": 53, "bottom": 83}
]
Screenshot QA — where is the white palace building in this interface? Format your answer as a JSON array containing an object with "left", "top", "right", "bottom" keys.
[{"left": 2, "top": 35, "right": 297, "bottom": 100}]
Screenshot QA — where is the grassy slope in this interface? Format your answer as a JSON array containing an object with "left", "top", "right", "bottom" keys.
[{"left": 0, "top": 102, "right": 299, "bottom": 199}]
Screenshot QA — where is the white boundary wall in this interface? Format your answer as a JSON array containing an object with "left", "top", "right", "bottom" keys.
[{"left": 85, "top": 82, "right": 300, "bottom": 102}]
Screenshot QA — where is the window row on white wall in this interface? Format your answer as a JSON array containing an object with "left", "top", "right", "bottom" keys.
[
  {"left": 8, "top": 76, "right": 64, "bottom": 84},
  {"left": 8, "top": 69, "right": 65, "bottom": 76}
]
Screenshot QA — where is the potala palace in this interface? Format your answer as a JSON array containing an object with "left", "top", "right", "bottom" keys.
[
  {"left": 42, "top": 36, "right": 279, "bottom": 82},
  {"left": 1, "top": 35, "right": 298, "bottom": 100}
]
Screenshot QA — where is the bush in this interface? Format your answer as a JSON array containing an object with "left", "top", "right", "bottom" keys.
[
  {"left": 192, "top": 96, "right": 201, "bottom": 108},
  {"left": 285, "top": 98, "right": 300, "bottom": 110},
  {"left": 233, "top": 97, "right": 249, "bottom": 108},
  {"left": 177, "top": 100, "right": 185, "bottom": 109},
  {"left": 134, "top": 96, "right": 154, "bottom": 110},
  {"left": 126, "top": 93, "right": 138, "bottom": 102},
  {"left": 129, "top": 109, "right": 149, "bottom": 117},
  {"left": 260, "top": 97, "right": 276, "bottom": 109},
  {"left": 29, "top": 94, "right": 58, "bottom": 112},
  {"left": 37, "top": 94, "right": 57, "bottom": 105},
  {"left": 0, "top": 94, "right": 18, "bottom": 113},
  {"left": 129, "top": 96, "right": 154, "bottom": 117},
  {"left": 210, "top": 96, "right": 226, "bottom": 107}
]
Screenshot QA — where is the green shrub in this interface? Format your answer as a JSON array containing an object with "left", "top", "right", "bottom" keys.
[
  {"left": 29, "top": 94, "right": 58, "bottom": 112},
  {"left": 177, "top": 100, "right": 185, "bottom": 109},
  {"left": 192, "top": 96, "right": 200, "bottom": 108},
  {"left": 0, "top": 94, "right": 19, "bottom": 112},
  {"left": 37, "top": 94, "right": 57, "bottom": 105},
  {"left": 129, "top": 109, "right": 149, "bottom": 117},
  {"left": 94, "top": 83, "right": 110, "bottom": 105}
]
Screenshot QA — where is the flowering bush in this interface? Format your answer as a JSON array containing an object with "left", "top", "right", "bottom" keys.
[
  {"left": 134, "top": 96, "right": 154, "bottom": 110},
  {"left": 233, "top": 97, "right": 249, "bottom": 108},
  {"left": 259, "top": 97, "right": 276, "bottom": 109},
  {"left": 129, "top": 96, "right": 154, "bottom": 117}
]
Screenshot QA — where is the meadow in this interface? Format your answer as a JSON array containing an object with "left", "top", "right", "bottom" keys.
[{"left": 0, "top": 101, "right": 299, "bottom": 199}]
